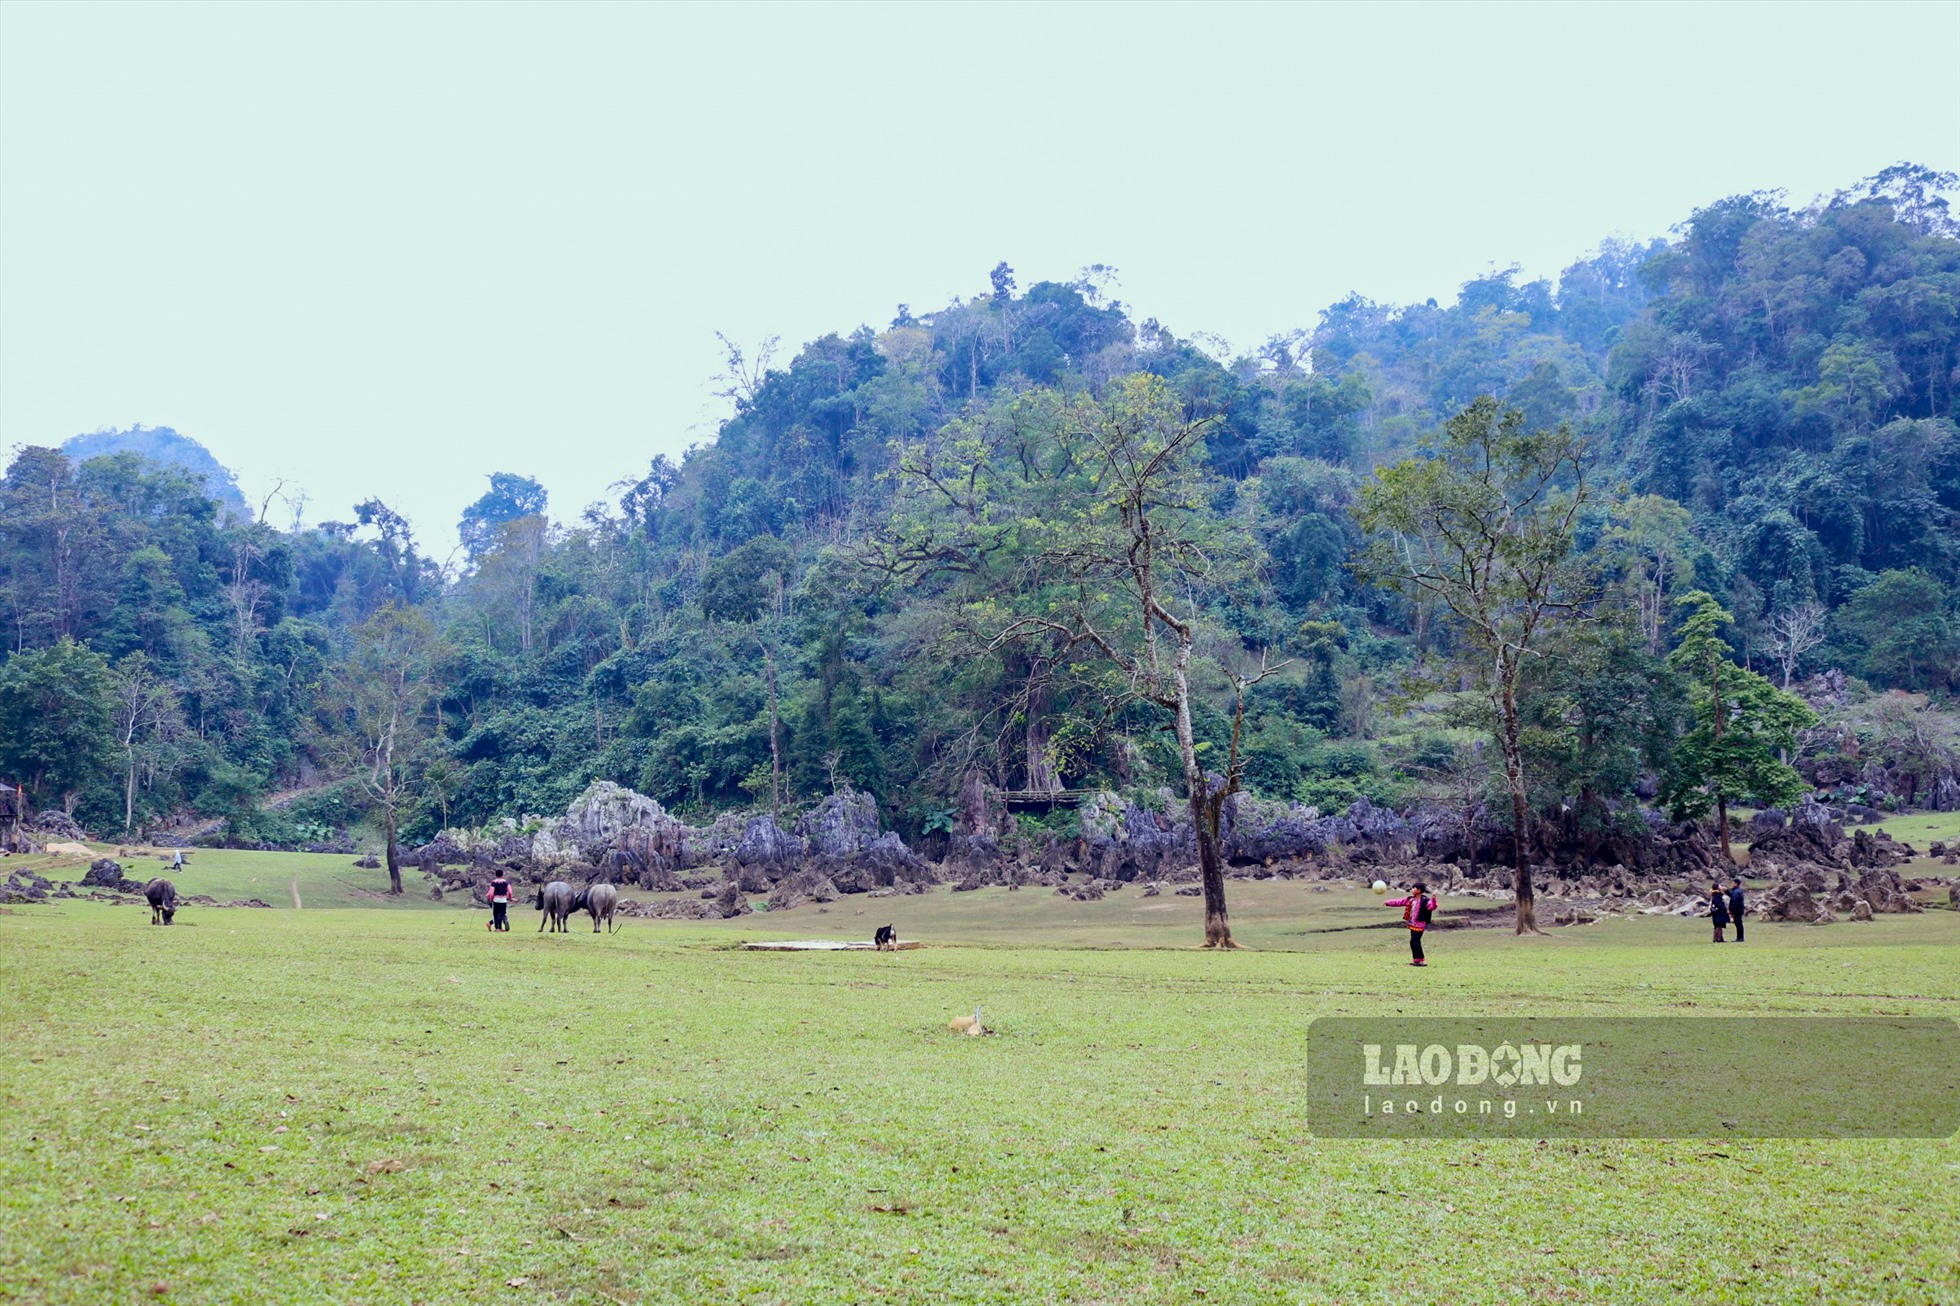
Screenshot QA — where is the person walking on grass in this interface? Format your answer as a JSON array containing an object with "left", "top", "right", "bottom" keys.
[
  {"left": 488, "top": 872, "right": 513, "bottom": 932},
  {"left": 1728, "top": 877, "right": 1746, "bottom": 943},
  {"left": 1709, "top": 881, "right": 1730, "bottom": 943},
  {"left": 1385, "top": 882, "right": 1436, "bottom": 966}
]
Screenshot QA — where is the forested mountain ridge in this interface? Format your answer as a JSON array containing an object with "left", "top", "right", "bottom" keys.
[
  {"left": 1, "top": 165, "right": 1955, "bottom": 854},
  {"left": 60, "top": 425, "right": 252, "bottom": 522}
]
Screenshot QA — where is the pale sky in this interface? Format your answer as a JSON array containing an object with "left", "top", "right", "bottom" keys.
[{"left": 3, "top": 2, "right": 1954, "bottom": 555}]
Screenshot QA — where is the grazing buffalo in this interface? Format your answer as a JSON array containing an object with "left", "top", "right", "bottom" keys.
[
  {"left": 535, "top": 880, "right": 576, "bottom": 933},
  {"left": 576, "top": 882, "right": 619, "bottom": 934},
  {"left": 145, "top": 878, "right": 177, "bottom": 925}
]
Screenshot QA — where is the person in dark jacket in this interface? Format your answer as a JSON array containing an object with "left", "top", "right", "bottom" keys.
[
  {"left": 1727, "top": 878, "right": 1746, "bottom": 943},
  {"left": 488, "top": 874, "right": 513, "bottom": 932},
  {"left": 1709, "top": 882, "right": 1729, "bottom": 942}
]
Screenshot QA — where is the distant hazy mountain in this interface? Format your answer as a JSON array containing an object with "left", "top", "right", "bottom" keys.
[{"left": 61, "top": 425, "right": 252, "bottom": 520}]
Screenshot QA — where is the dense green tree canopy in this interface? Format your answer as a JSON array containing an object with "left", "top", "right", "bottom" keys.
[{"left": 1, "top": 165, "right": 1952, "bottom": 849}]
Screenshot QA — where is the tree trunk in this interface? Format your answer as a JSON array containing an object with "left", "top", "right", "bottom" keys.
[
  {"left": 1500, "top": 683, "right": 1538, "bottom": 934},
  {"left": 1708, "top": 648, "right": 1734, "bottom": 865},
  {"left": 1172, "top": 638, "right": 1238, "bottom": 949},
  {"left": 1023, "top": 674, "right": 1061, "bottom": 794},
  {"left": 1194, "top": 808, "right": 1234, "bottom": 947},
  {"left": 764, "top": 644, "right": 781, "bottom": 820},
  {"left": 385, "top": 808, "right": 403, "bottom": 895},
  {"left": 125, "top": 755, "right": 137, "bottom": 834}
]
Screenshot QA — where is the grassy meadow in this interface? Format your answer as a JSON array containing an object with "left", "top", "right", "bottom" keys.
[{"left": 1, "top": 853, "right": 1956, "bottom": 1304}]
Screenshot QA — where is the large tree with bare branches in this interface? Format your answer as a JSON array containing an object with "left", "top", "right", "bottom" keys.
[
  {"left": 1354, "top": 397, "right": 1595, "bottom": 934},
  {"left": 323, "top": 605, "right": 439, "bottom": 894}
]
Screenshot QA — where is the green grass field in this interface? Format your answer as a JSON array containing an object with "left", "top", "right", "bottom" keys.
[
  {"left": 1864, "top": 808, "right": 1960, "bottom": 851},
  {"left": 1737, "top": 807, "right": 1960, "bottom": 878},
  {"left": 13, "top": 844, "right": 459, "bottom": 911},
  {"left": 2, "top": 860, "right": 1956, "bottom": 1304}
]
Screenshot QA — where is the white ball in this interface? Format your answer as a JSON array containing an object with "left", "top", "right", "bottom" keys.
[{"left": 1371, "top": 879, "right": 1388, "bottom": 895}]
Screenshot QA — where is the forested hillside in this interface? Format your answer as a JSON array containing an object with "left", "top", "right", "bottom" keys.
[
  {"left": 2, "top": 165, "right": 1955, "bottom": 855},
  {"left": 60, "top": 425, "right": 253, "bottom": 522}
]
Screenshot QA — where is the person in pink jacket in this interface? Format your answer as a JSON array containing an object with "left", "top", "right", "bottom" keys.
[{"left": 1385, "top": 882, "right": 1436, "bottom": 966}]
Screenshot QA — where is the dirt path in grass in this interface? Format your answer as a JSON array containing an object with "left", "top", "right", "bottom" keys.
[{"left": 290, "top": 878, "right": 302, "bottom": 910}]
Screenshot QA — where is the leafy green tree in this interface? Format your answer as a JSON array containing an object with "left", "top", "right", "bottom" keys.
[
  {"left": 1599, "top": 495, "right": 1700, "bottom": 654},
  {"left": 698, "top": 536, "right": 793, "bottom": 624},
  {"left": 1793, "top": 341, "right": 1895, "bottom": 432},
  {"left": 1662, "top": 592, "right": 1817, "bottom": 861},
  {"left": 1355, "top": 396, "right": 1594, "bottom": 933},
  {"left": 891, "top": 375, "right": 1278, "bottom": 947},
  {"left": 0, "top": 637, "right": 115, "bottom": 812},
  {"left": 459, "top": 473, "right": 548, "bottom": 561},
  {"left": 100, "top": 545, "right": 195, "bottom": 661},
  {"left": 466, "top": 515, "right": 550, "bottom": 653},
  {"left": 1520, "top": 620, "right": 1684, "bottom": 841},
  {"left": 1833, "top": 569, "right": 1958, "bottom": 690}
]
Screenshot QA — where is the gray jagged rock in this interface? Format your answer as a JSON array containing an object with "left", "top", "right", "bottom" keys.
[
  {"left": 1075, "top": 790, "right": 1195, "bottom": 883},
  {"left": 622, "top": 895, "right": 720, "bottom": 920},
  {"left": 827, "top": 831, "right": 937, "bottom": 895},
  {"left": 81, "top": 858, "right": 124, "bottom": 888},
  {"left": 794, "top": 791, "right": 883, "bottom": 858},
  {"left": 1840, "top": 868, "right": 1920, "bottom": 913},
  {"left": 734, "top": 815, "right": 804, "bottom": 873},
  {"left": 1746, "top": 809, "right": 1789, "bottom": 840},
  {"left": 32, "top": 811, "right": 85, "bottom": 841},
  {"left": 544, "top": 780, "right": 689, "bottom": 886},
  {"left": 1227, "top": 794, "right": 1330, "bottom": 863},
  {"left": 768, "top": 868, "right": 841, "bottom": 912},
  {"left": 1758, "top": 880, "right": 1826, "bottom": 923},
  {"left": 715, "top": 878, "right": 753, "bottom": 918},
  {"left": 411, "top": 833, "right": 470, "bottom": 866},
  {"left": 945, "top": 832, "right": 1005, "bottom": 885},
  {"left": 1, "top": 872, "right": 53, "bottom": 903}
]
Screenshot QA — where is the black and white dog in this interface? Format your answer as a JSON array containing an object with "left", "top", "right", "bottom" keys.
[{"left": 873, "top": 924, "right": 896, "bottom": 951}]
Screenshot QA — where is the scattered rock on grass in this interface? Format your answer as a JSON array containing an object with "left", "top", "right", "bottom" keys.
[{"left": 82, "top": 858, "right": 124, "bottom": 888}]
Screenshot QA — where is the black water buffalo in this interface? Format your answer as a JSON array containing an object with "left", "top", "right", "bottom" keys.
[
  {"left": 575, "top": 882, "right": 619, "bottom": 933},
  {"left": 535, "top": 880, "right": 575, "bottom": 933},
  {"left": 145, "top": 878, "right": 177, "bottom": 925}
]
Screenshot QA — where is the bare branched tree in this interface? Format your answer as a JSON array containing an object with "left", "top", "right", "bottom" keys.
[
  {"left": 1765, "top": 601, "right": 1827, "bottom": 688},
  {"left": 713, "top": 331, "right": 781, "bottom": 408},
  {"left": 324, "top": 605, "right": 438, "bottom": 894}
]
